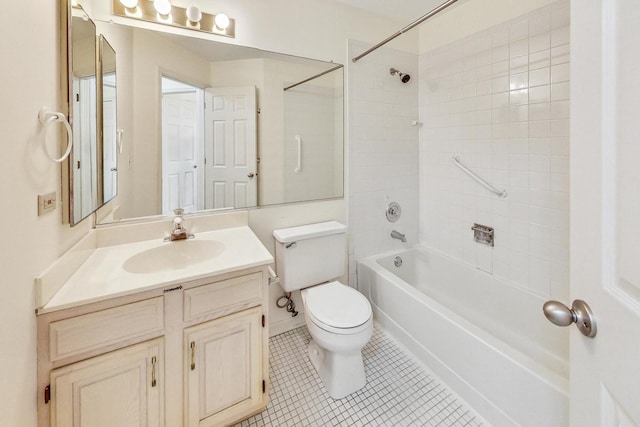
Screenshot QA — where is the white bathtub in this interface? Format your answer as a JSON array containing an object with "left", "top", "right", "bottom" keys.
[{"left": 357, "top": 247, "right": 569, "bottom": 427}]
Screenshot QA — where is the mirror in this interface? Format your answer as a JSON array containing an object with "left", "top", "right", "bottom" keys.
[
  {"left": 67, "top": 5, "right": 100, "bottom": 225},
  {"left": 94, "top": 23, "right": 343, "bottom": 224},
  {"left": 100, "top": 35, "right": 118, "bottom": 204}
]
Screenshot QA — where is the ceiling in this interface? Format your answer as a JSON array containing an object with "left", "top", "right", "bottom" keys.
[{"left": 329, "top": 0, "right": 448, "bottom": 25}]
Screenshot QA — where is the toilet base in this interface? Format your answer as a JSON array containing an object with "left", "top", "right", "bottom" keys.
[{"left": 308, "top": 339, "right": 366, "bottom": 399}]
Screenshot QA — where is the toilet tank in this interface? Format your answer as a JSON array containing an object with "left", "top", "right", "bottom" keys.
[{"left": 273, "top": 221, "right": 347, "bottom": 292}]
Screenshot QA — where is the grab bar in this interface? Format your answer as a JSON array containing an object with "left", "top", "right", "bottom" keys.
[
  {"left": 294, "top": 135, "right": 302, "bottom": 174},
  {"left": 452, "top": 156, "right": 507, "bottom": 198}
]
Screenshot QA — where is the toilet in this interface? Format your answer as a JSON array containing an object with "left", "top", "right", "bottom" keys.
[{"left": 273, "top": 221, "right": 373, "bottom": 399}]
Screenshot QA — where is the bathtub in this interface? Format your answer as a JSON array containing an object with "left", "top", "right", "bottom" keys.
[{"left": 357, "top": 247, "right": 569, "bottom": 427}]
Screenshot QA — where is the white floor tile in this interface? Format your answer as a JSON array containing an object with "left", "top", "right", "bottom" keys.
[{"left": 235, "top": 324, "right": 484, "bottom": 427}]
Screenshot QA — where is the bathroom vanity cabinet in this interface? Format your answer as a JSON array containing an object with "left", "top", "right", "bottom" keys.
[{"left": 37, "top": 267, "right": 269, "bottom": 427}]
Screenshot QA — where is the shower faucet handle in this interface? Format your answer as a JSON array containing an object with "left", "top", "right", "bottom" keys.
[{"left": 386, "top": 202, "right": 402, "bottom": 222}]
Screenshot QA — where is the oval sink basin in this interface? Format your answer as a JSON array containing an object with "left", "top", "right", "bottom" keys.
[{"left": 123, "top": 240, "right": 225, "bottom": 274}]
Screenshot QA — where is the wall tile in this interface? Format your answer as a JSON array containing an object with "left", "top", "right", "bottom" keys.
[
  {"left": 418, "top": 0, "right": 569, "bottom": 298},
  {"left": 348, "top": 40, "right": 419, "bottom": 285}
]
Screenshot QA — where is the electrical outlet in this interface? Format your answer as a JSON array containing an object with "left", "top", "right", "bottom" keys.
[{"left": 38, "top": 192, "right": 57, "bottom": 216}]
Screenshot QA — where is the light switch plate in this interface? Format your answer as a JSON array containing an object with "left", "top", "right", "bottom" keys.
[{"left": 38, "top": 192, "right": 57, "bottom": 216}]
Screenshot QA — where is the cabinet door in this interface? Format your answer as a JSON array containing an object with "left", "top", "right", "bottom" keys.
[
  {"left": 50, "top": 338, "right": 164, "bottom": 427},
  {"left": 185, "top": 306, "right": 263, "bottom": 427}
]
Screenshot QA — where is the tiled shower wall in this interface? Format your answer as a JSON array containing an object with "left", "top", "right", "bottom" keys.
[
  {"left": 348, "top": 40, "right": 419, "bottom": 286},
  {"left": 418, "top": 0, "right": 570, "bottom": 299}
]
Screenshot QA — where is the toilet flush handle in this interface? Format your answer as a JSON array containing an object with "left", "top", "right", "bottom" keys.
[{"left": 285, "top": 242, "right": 297, "bottom": 249}]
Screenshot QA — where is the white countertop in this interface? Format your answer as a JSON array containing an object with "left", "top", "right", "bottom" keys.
[{"left": 40, "top": 226, "right": 273, "bottom": 314}]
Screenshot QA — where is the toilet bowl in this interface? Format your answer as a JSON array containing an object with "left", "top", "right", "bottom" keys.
[
  {"left": 273, "top": 221, "right": 373, "bottom": 399},
  {"left": 302, "top": 281, "right": 373, "bottom": 399}
]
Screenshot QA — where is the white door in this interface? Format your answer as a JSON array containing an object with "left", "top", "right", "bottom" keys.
[
  {"left": 72, "top": 76, "right": 98, "bottom": 222},
  {"left": 50, "top": 338, "right": 164, "bottom": 427},
  {"left": 204, "top": 87, "right": 257, "bottom": 210},
  {"left": 162, "top": 91, "right": 202, "bottom": 214},
  {"left": 103, "top": 83, "right": 117, "bottom": 203},
  {"left": 570, "top": 1, "right": 640, "bottom": 425}
]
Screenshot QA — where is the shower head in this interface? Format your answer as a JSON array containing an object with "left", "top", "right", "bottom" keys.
[{"left": 389, "top": 67, "right": 411, "bottom": 83}]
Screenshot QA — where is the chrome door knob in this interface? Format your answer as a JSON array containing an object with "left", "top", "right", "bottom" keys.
[
  {"left": 543, "top": 299, "right": 597, "bottom": 338},
  {"left": 247, "top": 172, "right": 255, "bottom": 178}
]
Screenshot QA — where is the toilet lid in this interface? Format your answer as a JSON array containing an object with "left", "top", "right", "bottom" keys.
[{"left": 305, "top": 281, "right": 372, "bottom": 329}]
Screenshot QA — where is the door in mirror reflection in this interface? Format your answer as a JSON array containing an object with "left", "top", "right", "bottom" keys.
[
  {"left": 70, "top": 10, "right": 98, "bottom": 224},
  {"left": 161, "top": 77, "right": 204, "bottom": 214},
  {"left": 160, "top": 78, "right": 258, "bottom": 213},
  {"left": 204, "top": 86, "right": 257, "bottom": 209},
  {"left": 101, "top": 36, "right": 117, "bottom": 205}
]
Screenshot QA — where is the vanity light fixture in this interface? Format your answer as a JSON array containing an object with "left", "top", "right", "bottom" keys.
[
  {"left": 214, "top": 13, "right": 230, "bottom": 30},
  {"left": 112, "top": 0, "right": 235, "bottom": 38},
  {"left": 119, "top": 0, "right": 138, "bottom": 9},
  {"left": 153, "top": 0, "right": 171, "bottom": 16},
  {"left": 185, "top": 5, "right": 202, "bottom": 23}
]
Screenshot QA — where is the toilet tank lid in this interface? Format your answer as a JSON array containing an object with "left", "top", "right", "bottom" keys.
[{"left": 273, "top": 221, "right": 347, "bottom": 243}]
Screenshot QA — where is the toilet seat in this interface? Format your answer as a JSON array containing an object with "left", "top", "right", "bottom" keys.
[{"left": 304, "top": 281, "right": 372, "bottom": 334}]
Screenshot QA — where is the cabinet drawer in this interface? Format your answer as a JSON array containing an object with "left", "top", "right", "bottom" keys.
[
  {"left": 49, "top": 297, "right": 164, "bottom": 363},
  {"left": 184, "top": 272, "right": 262, "bottom": 322}
]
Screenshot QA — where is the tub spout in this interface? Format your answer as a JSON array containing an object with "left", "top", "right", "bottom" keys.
[{"left": 391, "top": 230, "right": 406, "bottom": 243}]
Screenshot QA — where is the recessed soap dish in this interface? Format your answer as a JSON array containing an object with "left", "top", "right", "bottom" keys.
[{"left": 471, "top": 223, "right": 494, "bottom": 247}]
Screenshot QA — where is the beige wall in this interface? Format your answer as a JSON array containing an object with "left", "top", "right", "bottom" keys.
[{"left": 0, "top": 2, "right": 92, "bottom": 425}]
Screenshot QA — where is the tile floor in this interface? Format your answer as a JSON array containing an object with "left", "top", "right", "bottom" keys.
[{"left": 235, "top": 324, "right": 484, "bottom": 426}]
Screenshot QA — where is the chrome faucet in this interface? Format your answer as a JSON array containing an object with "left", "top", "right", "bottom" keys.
[
  {"left": 391, "top": 230, "right": 406, "bottom": 243},
  {"left": 164, "top": 208, "right": 194, "bottom": 241}
]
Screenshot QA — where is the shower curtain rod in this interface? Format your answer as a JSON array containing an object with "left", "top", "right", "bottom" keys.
[
  {"left": 351, "top": 0, "right": 460, "bottom": 63},
  {"left": 283, "top": 64, "right": 344, "bottom": 91}
]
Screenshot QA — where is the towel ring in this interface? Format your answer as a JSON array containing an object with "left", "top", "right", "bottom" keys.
[{"left": 39, "top": 108, "right": 73, "bottom": 163}]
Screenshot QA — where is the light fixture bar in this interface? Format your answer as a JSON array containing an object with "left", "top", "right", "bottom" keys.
[{"left": 112, "top": 0, "right": 235, "bottom": 38}]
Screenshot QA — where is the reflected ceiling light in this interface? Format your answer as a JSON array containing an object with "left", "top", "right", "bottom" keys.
[
  {"left": 186, "top": 5, "right": 202, "bottom": 23},
  {"left": 153, "top": 0, "right": 172, "bottom": 16},
  {"left": 214, "top": 13, "right": 230, "bottom": 30},
  {"left": 119, "top": 0, "right": 138, "bottom": 8}
]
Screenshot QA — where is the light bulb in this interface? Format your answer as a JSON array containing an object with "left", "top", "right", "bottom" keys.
[
  {"left": 153, "top": 0, "right": 172, "bottom": 16},
  {"left": 119, "top": 0, "right": 138, "bottom": 8},
  {"left": 214, "top": 13, "right": 230, "bottom": 30},
  {"left": 186, "top": 5, "right": 202, "bottom": 23}
]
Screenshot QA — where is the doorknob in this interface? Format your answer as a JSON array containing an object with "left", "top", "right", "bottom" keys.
[
  {"left": 543, "top": 299, "right": 597, "bottom": 338},
  {"left": 247, "top": 172, "right": 255, "bottom": 178}
]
